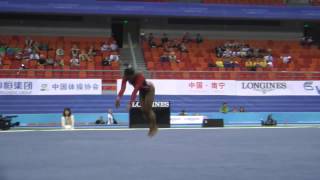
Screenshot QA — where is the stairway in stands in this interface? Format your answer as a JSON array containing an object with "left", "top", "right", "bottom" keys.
[{"left": 133, "top": 44, "right": 150, "bottom": 78}]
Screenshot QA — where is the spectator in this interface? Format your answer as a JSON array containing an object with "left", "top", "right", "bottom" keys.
[
  {"left": 161, "top": 33, "right": 169, "bottom": 44},
  {"left": 149, "top": 39, "right": 157, "bottom": 48},
  {"left": 0, "top": 54, "right": 3, "bottom": 66},
  {"left": 95, "top": 116, "right": 105, "bottom": 125},
  {"left": 196, "top": 33, "right": 203, "bottom": 44},
  {"left": 29, "top": 50, "right": 40, "bottom": 60},
  {"left": 223, "top": 58, "right": 233, "bottom": 68},
  {"left": 25, "top": 37, "right": 33, "bottom": 47},
  {"left": 38, "top": 42, "right": 49, "bottom": 51},
  {"left": 102, "top": 56, "right": 111, "bottom": 66},
  {"left": 215, "top": 59, "right": 224, "bottom": 68},
  {"left": 56, "top": 47, "right": 64, "bottom": 57},
  {"left": 17, "top": 63, "right": 27, "bottom": 75},
  {"left": 61, "top": 108, "right": 75, "bottom": 130},
  {"left": 264, "top": 54, "right": 273, "bottom": 63},
  {"left": 232, "top": 107, "right": 238, "bottom": 112},
  {"left": 0, "top": 45, "right": 6, "bottom": 57},
  {"left": 109, "top": 52, "right": 120, "bottom": 62},
  {"left": 245, "top": 59, "right": 255, "bottom": 71},
  {"left": 71, "top": 44, "right": 80, "bottom": 57},
  {"left": 88, "top": 45, "right": 96, "bottom": 57},
  {"left": 262, "top": 114, "right": 277, "bottom": 126},
  {"left": 281, "top": 55, "right": 292, "bottom": 64},
  {"left": 267, "top": 61, "right": 273, "bottom": 68},
  {"left": 38, "top": 54, "right": 47, "bottom": 65},
  {"left": 219, "top": 102, "right": 229, "bottom": 113},
  {"left": 160, "top": 52, "right": 170, "bottom": 62},
  {"left": 46, "top": 57, "right": 55, "bottom": 66},
  {"left": 107, "top": 109, "right": 117, "bottom": 125},
  {"left": 101, "top": 42, "right": 110, "bottom": 52},
  {"left": 231, "top": 59, "right": 240, "bottom": 68},
  {"left": 256, "top": 59, "right": 267, "bottom": 68},
  {"left": 140, "top": 31, "right": 146, "bottom": 42},
  {"left": 239, "top": 106, "right": 245, "bottom": 112},
  {"left": 179, "top": 110, "right": 188, "bottom": 116},
  {"left": 110, "top": 41, "right": 118, "bottom": 51},
  {"left": 32, "top": 41, "right": 40, "bottom": 52},
  {"left": 70, "top": 56, "right": 80, "bottom": 67},
  {"left": 79, "top": 50, "right": 91, "bottom": 61},
  {"left": 54, "top": 56, "right": 64, "bottom": 67},
  {"left": 300, "top": 36, "right": 313, "bottom": 47},
  {"left": 179, "top": 43, "right": 188, "bottom": 53},
  {"left": 182, "top": 32, "right": 191, "bottom": 43},
  {"left": 148, "top": 33, "right": 154, "bottom": 43},
  {"left": 168, "top": 49, "right": 179, "bottom": 63}
]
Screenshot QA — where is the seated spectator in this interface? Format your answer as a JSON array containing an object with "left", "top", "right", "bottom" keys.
[
  {"left": 300, "top": 36, "right": 313, "bottom": 47},
  {"left": 245, "top": 59, "right": 256, "bottom": 71},
  {"left": 70, "top": 56, "right": 80, "bottom": 67},
  {"left": 149, "top": 39, "right": 157, "bottom": 48},
  {"left": 88, "top": 45, "right": 96, "bottom": 57},
  {"left": 71, "top": 44, "right": 80, "bottom": 57},
  {"left": 54, "top": 56, "right": 64, "bottom": 67},
  {"left": 102, "top": 52, "right": 120, "bottom": 66},
  {"left": 32, "top": 41, "right": 40, "bottom": 52},
  {"left": 140, "top": 31, "right": 146, "bottom": 41},
  {"left": 46, "top": 57, "right": 55, "bottom": 66},
  {"left": 161, "top": 33, "right": 169, "bottom": 44},
  {"left": 182, "top": 32, "right": 191, "bottom": 43},
  {"left": 281, "top": 55, "right": 292, "bottom": 64},
  {"left": 56, "top": 47, "right": 64, "bottom": 57},
  {"left": 179, "top": 110, "right": 188, "bottom": 116},
  {"left": 148, "top": 33, "right": 154, "bottom": 43},
  {"left": 109, "top": 53, "right": 120, "bottom": 62},
  {"left": 232, "top": 107, "right": 238, "bottom": 112},
  {"left": 168, "top": 50, "right": 179, "bottom": 63},
  {"left": 223, "top": 58, "right": 233, "bottom": 68},
  {"left": 219, "top": 102, "right": 229, "bottom": 113},
  {"left": 261, "top": 114, "right": 277, "bottom": 126},
  {"left": 79, "top": 50, "right": 91, "bottom": 61},
  {"left": 222, "top": 48, "right": 232, "bottom": 58},
  {"left": 264, "top": 54, "right": 273, "bottom": 63},
  {"left": 179, "top": 43, "right": 188, "bottom": 53},
  {"left": 196, "top": 33, "right": 203, "bottom": 44},
  {"left": 160, "top": 52, "right": 170, "bottom": 62},
  {"left": 101, "top": 42, "right": 110, "bottom": 52},
  {"left": 110, "top": 41, "right": 118, "bottom": 51},
  {"left": 267, "top": 61, "right": 273, "bottom": 68},
  {"left": 17, "top": 63, "right": 27, "bottom": 75},
  {"left": 29, "top": 50, "right": 40, "bottom": 60},
  {"left": 107, "top": 109, "right": 117, "bottom": 125},
  {"left": 215, "top": 59, "right": 224, "bottom": 68},
  {"left": 0, "top": 54, "right": 3, "bottom": 66},
  {"left": 61, "top": 108, "right": 75, "bottom": 130},
  {"left": 231, "top": 60, "right": 240, "bottom": 68},
  {"left": 256, "top": 59, "right": 267, "bottom": 68},
  {"left": 239, "top": 106, "right": 245, "bottom": 112},
  {"left": 38, "top": 54, "right": 47, "bottom": 65},
  {"left": 25, "top": 36, "right": 33, "bottom": 47},
  {"left": 0, "top": 45, "right": 6, "bottom": 57}
]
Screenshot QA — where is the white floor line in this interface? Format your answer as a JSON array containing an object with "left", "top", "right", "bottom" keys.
[{"left": 1, "top": 125, "right": 320, "bottom": 133}]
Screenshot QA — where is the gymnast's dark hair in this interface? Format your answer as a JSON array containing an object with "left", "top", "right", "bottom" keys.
[
  {"left": 124, "top": 68, "right": 135, "bottom": 77},
  {"left": 63, "top": 107, "right": 72, "bottom": 117}
]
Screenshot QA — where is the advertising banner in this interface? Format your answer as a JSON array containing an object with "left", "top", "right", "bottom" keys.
[
  {"left": 0, "top": 79, "right": 102, "bottom": 95},
  {"left": 117, "top": 79, "right": 320, "bottom": 96}
]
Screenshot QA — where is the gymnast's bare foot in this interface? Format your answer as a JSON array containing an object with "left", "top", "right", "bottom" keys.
[{"left": 148, "top": 126, "right": 158, "bottom": 137}]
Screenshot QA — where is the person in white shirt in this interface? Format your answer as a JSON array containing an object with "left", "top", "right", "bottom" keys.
[
  {"left": 108, "top": 53, "right": 120, "bottom": 63},
  {"left": 101, "top": 42, "right": 110, "bottom": 52},
  {"left": 110, "top": 41, "right": 118, "bottom": 51},
  {"left": 264, "top": 54, "right": 273, "bottom": 63},
  {"left": 107, "top": 109, "right": 115, "bottom": 125},
  {"left": 61, "top": 108, "right": 75, "bottom": 129},
  {"left": 281, "top": 55, "right": 292, "bottom": 64},
  {"left": 29, "top": 50, "right": 40, "bottom": 60},
  {"left": 70, "top": 57, "right": 80, "bottom": 67}
]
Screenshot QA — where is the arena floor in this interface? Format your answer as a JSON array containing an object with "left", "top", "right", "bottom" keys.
[{"left": 1, "top": 127, "right": 320, "bottom": 180}]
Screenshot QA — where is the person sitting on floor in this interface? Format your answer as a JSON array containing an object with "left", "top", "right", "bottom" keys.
[{"left": 61, "top": 108, "right": 75, "bottom": 130}]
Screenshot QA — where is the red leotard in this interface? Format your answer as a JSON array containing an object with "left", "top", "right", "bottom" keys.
[{"left": 117, "top": 73, "right": 150, "bottom": 104}]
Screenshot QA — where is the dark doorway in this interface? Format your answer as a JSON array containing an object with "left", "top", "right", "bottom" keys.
[{"left": 111, "top": 19, "right": 124, "bottom": 48}]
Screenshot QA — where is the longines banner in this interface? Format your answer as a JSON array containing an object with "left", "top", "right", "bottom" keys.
[
  {"left": 117, "top": 79, "right": 320, "bottom": 96},
  {"left": 0, "top": 79, "right": 102, "bottom": 95}
]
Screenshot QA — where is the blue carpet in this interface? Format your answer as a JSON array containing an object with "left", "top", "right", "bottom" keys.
[{"left": 0, "top": 128, "right": 320, "bottom": 180}]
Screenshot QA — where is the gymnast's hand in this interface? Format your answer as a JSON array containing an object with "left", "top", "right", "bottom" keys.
[{"left": 115, "top": 98, "right": 120, "bottom": 108}]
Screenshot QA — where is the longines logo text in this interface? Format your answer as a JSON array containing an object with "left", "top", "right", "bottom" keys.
[
  {"left": 304, "top": 81, "right": 320, "bottom": 95},
  {"left": 132, "top": 101, "right": 170, "bottom": 108},
  {"left": 242, "top": 82, "right": 287, "bottom": 94}
]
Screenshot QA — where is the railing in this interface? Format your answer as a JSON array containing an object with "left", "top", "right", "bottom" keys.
[{"left": 0, "top": 69, "right": 320, "bottom": 81}]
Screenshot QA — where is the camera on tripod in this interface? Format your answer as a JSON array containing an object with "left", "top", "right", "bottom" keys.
[{"left": 0, "top": 115, "right": 20, "bottom": 130}]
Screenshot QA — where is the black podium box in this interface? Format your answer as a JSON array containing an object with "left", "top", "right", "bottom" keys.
[
  {"left": 129, "top": 101, "right": 170, "bottom": 128},
  {"left": 202, "top": 119, "right": 224, "bottom": 127}
]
